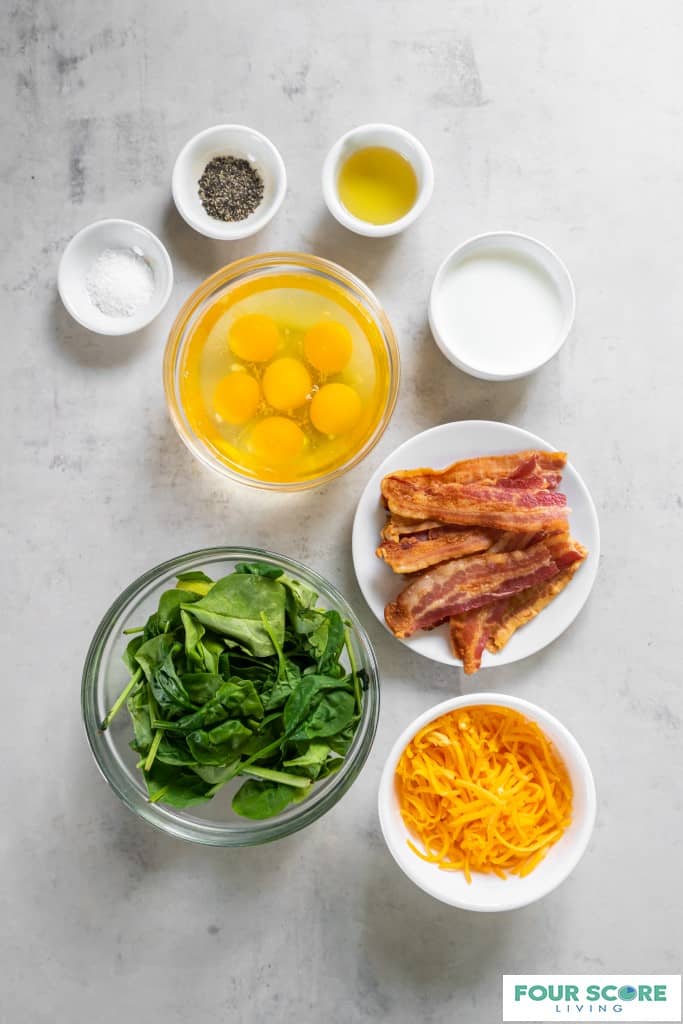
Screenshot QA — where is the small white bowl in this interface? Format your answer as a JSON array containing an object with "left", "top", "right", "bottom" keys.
[
  {"left": 172, "top": 124, "right": 287, "bottom": 240},
  {"left": 322, "top": 123, "right": 434, "bottom": 238},
  {"left": 378, "top": 693, "right": 596, "bottom": 912},
  {"left": 58, "top": 219, "right": 173, "bottom": 336},
  {"left": 429, "top": 232, "right": 576, "bottom": 380}
]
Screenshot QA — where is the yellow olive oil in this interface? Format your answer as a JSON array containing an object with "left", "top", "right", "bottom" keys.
[{"left": 337, "top": 146, "right": 418, "bottom": 225}]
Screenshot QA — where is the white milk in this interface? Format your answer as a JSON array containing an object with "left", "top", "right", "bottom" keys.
[{"left": 433, "top": 249, "right": 564, "bottom": 376}]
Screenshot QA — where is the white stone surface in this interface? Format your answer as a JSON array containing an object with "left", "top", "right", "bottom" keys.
[{"left": 3, "top": 1, "right": 682, "bottom": 1021}]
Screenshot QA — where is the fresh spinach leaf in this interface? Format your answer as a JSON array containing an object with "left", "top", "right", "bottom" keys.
[
  {"left": 122, "top": 634, "right": 144, "bottom": 674},
  {"left": 260, "top": 610, "right": 302, "bottom": 710},
  {"left": 191, "top": 760, "right": 241, "bottom": 785},
  {"left": 231, "top": 779, "right": 309, "bottom": 819},
  {"left": 127, "top": 687, "right": 153, "bottom": 752},
  {"left": 154, "top": 734, "right": 198, "bottom": 766},
  {"left": 177, "top": 570, "right": 214, "bottom": 584},
  {"left": 176, "top": 571, "right": 215, "bottom": 596},
  {"left": 157, "top": 588, "right": 200, "bottom": 631},
  {"left": 215, "top": 678, "right": 264, "bottom": 719},
  {"left": 182, "top": 575, "right": 285, "bottom": 656},
  {"left": 187, "top": 720, "right": 253, "bottom": 765},
  {"left": 181, "top": 609, "right": 205, "bottom": 667},
  {"left": 327, "top": 720, "right": 359, "bottom": 756},
  {"left": 282, "top": 675, "right": 353, "bottom": 736},
  {"left": 288, "top": 690, "right": 356, "bottom": 743},
  {"left": 135, "top": 635, "right": 196, "bottom": 718},
  {"left": 313, "top": 610, "right": 346, "bottom": 675},
  {"left": 179, "top": 672, "right": 224, "bottom": 706},
  {"left": 173, "top": 677, "right": 264, "bottom": 732},
  {"left": 264, "top": 672, "right": 300, "bottom": 711},
  {"left": 318, "top": 757, "right": 344, "bottom": 780},
  {"left": 144, "top": 762, "right": 215, "bottom": 807},
  {"left": 234, "top": 562, "right": 283, "bottom": 579},
  {"left": 283, "top": 742, "right": 331, "bottom": 779}
]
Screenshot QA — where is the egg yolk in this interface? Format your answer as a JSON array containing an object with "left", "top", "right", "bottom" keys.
[
  {"left": 310, "top": 383, "right": 362, "bottom": 435},
  {"left": 213, "top": 372, "right": 260, "bottom": 425},
  {"left": 303, "top": 321, "right": 352, "bottom": 375},
  {"left": 250, "top": 417, "right": 305, "bottom": 463},
  {"left": 262, "top": 357, "right": 312, "bottom": 411},
  {"left": 229, "top": 314, "right": 279, "bottom": 362}
]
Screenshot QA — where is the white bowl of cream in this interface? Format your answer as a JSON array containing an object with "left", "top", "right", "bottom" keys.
[{"left": 428, "top": 232, "right": 575, "bottom": 381}]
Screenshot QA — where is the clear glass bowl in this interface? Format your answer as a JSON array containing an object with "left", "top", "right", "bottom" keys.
[
  {"left": 82, "top": 547, "right": 380, "bottom": 846},
  {"left": 163, "top": 252, "right": 400, "bottom": 491}
]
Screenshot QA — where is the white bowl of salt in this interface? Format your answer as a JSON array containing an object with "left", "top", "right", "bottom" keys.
[{"left": 58, "top": 219, "right": 174, "bottom": 336}]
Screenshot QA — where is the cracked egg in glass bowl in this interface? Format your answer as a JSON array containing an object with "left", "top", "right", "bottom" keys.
[{"left": 163, "top": 252, "right": 400, "bottom": 491}]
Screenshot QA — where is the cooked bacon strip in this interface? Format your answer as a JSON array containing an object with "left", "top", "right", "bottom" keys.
[
  {"left": 496, "top": 472, "right": 563, "bottom": 490},
  {"left": 494, "top": 454, "right": 563, "bottom": 490},
  {"left": 488, "top": 530, "right": 539, "bottom": 553},
  {"left": 449, "top": 537, "right": 587, "bottom": 673},
  {"left": 543, "top": 531, "right": 587, "bottom": 569},
  {"left": 382, "top": 476, "right": 569, "bottom": 534},
  {"left": 376, "top": 525, "right": 495, "bottom": 573},
  {"left": 380, "top": 515, "right": 444, "bottom": 542},
  {"left": 384, "top": 541, "right": 561, "bottom": 638},
  {"left": 449, "top": 601, "right": 507, "bottom": 674},
  {"left": 487, "top": 552, "right": 587, "bottom": 653},
  {"left": 386, "top": 449, "right": 567, "bottom": 488}
]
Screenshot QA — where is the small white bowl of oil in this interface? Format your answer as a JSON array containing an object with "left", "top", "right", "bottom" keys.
[
  {"left": 322, "top": 123, "right": 434, "bottom": 238},
  {"left": 429, "top": 232, "right": 575, "bottom": 381}
]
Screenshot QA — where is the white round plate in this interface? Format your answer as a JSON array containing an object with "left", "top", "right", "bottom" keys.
[{"left": 352, "top": 420, "right": 600, "bottom": 671}]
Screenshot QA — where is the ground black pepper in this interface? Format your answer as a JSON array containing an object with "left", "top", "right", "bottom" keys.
[{"left": 197, "top": 156, "right": 264, "bottom": 222}]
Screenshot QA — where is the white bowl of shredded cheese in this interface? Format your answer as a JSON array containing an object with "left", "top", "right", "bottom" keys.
[
  {"left": 378, "top": 692, "right": 596, "bottom": 912},
  {"left": 58, "top": 219, "right": 173, "bottom": 336}
]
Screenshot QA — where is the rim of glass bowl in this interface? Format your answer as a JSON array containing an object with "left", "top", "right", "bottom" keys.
[
  {"left": 81, "top": 547, "right": 380, "bottom": 846},
  {"left": 163, "top": 251, "right": 401, "bottom": 492}
]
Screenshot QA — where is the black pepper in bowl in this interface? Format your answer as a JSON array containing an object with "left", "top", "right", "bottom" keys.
[{"left": 198, "top": 156, "right": 264, "bottom": 222}]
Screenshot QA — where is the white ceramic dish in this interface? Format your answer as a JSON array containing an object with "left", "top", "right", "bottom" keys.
[
  {"left": 172, "top": 124, "right": 287, "bottom": 240},
  {"left": 58, "top": 219, "right": 173, "bottom": 336},
  {"left": 352, "top": 420, "right": 599, "bottom": 671},
  {"left": 378, "top": 692, "right": 597, "bottom": 911},
  {"left": 429, "top": 232, "right": 575, "bottom": 380},
  {"left": 322, "top": 123, "right": 434, "bottom": 238}
]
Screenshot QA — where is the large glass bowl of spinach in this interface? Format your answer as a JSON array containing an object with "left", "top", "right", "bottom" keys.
[{"left": 82, "top": 547, "right": 379, "bottom": 846}]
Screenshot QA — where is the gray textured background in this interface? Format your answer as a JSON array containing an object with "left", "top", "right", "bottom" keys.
[{"left": 3, "top": 1, "right": 682, "bottom": 1021}]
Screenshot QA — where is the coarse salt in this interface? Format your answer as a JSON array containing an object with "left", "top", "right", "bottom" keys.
[{"left": 86, "top": 247, "right": 155, "bottom": 318}]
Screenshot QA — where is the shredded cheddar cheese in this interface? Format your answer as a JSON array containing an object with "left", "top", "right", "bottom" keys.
[{"left": 395, "top": 705, "right": 572, "bottom": 882}]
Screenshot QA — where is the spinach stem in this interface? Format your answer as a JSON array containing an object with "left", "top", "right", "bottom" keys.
[
  {"left": 239, "top": 737, "right": 282, "bottom": 770},
  {"left": 148, "top": 785, "right": 169, "bottom": 804},
  {"left": 151, "top": 719, "right": 183, "bottom": 732},
  {"left": 344, "top": 627, "right": 362, "bottom": 714},
  {"left": 100, "top": 668, "right": 143, "bottom": 731},
  {"left": 241, "top": 765, "right": 310, "bottom": 789},
  {"left": 122, "top": 626, "right": 144, "bottom": 635},
  {"left": 206, "top": 781, "right": 228, "bottom": 799},
  {"left": 144, "top": 730, "right": 163, "bottom": 772},
  {"left": 146, "top": 682, "right": 160, "bottom": 723}
]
